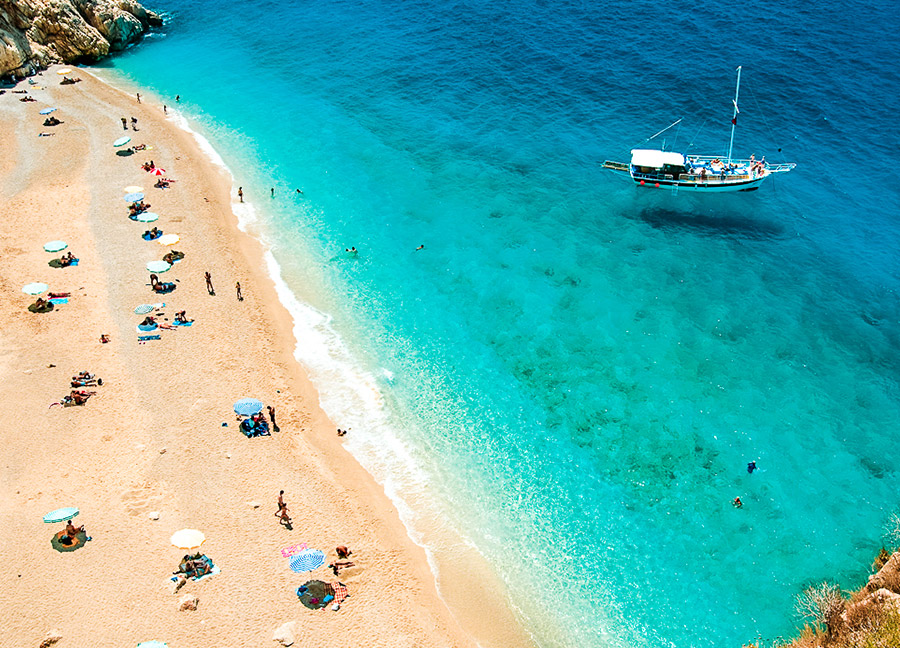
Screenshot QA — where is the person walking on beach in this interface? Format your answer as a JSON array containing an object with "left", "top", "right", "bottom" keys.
[
  {"left": 205, "top": 271, "right": 215, "bottom": 296},
  {"left": 164, "top": 105, "right": 167, "bottom": 114},
  {"left": 238, "top": 187, "right": 243, "bottom": 202},
  {"left": 236, "top": 281, "right": 243, "bottom": 301},
  {"left": 120, "top": 117, "right": 127, "bottom": 130},
  {"left": 131, "top": 117, "right": 138, "bottom": 131},
  {"left": 136, "top": 92, "right": 141, "bottom": 103},
  {"left": 275, "top": 490, "right": 291, "bottom": 526},
  {"left": 267, "top": 405, "right": 279, "bottom": 432}
]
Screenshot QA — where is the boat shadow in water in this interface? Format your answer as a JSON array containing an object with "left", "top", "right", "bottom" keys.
[{"left": 630, "top": 206, "right": 787, "bottom": 241}]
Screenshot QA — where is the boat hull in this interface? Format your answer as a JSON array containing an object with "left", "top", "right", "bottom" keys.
[{"left": 630, "top": 176, "right": 765, "bottom": 192}]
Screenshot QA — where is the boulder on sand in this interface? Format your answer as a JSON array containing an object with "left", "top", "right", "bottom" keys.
[
  {"left": 272, "top": 621, "right": 298, "bottom": 646},
  {"left": 178, "top": 593, "right": 199, "bottom": 611},
  {"left": 39, "top": 630, "right": 62, "bottom": 648}
]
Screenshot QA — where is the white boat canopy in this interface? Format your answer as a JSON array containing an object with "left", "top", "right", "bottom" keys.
[{"left": 630, "top": 149, "right": 685, "bottom": 168}]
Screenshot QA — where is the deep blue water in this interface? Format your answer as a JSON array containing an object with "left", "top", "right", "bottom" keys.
[{"left": 96, "top": 1, "right": 900, "bottom": 645}]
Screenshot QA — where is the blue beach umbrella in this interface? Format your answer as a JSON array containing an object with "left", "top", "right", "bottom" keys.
[
  {"left": 39, "top": 107, "right": 57, "bottom": 115},
  {"left": 114, "top": 136, "right": 132, "bottom": 147},
  {"left": 43, "top": 240, "right": 67, "bottom": 253},
  {"left": 289, "top": 549, "right": 325, "bottom": 573},
  {"left": 124, "top": 192, "right": 144, "bottom": 202},
  {"left": 23, "top": 282, "right": 49, "bottom": 295},
  {"left": 233, "top": 398, "right": 263, "bottom": 416},
  {"left": 43, "top": 507, "right": 79, "bottom": 523},
  {"left": 134, "top": 212, "right": 159, "bottom": 223},
  {"left": 146, "top": 260, "right": 171, "bottom": 273}
]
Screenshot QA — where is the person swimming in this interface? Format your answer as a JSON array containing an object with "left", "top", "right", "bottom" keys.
[{"left": 747, "top": 461, "right": 757, "bottom": 474}]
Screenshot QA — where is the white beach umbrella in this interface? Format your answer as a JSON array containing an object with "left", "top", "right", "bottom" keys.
[
  {"left": 146, "top": 260, "right": 171, "bottom": 273},
  {"left": 158, "top": 234, "right": 180, "bottom": 245},
  {"left": 171, "top": 529, "right": 205, "bottom": 550}
]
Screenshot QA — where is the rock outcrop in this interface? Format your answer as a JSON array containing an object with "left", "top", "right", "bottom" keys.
[{"left": 0, "top": 0, "right": 161, "bottom": 78}]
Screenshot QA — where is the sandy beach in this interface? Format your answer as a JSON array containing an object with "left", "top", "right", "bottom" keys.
[{"left": 0, "top": 68, "right": 532, "bottom": 647}]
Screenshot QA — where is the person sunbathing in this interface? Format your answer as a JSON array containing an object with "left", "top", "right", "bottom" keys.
[
  {"left": 143, "top": 227, "right": 162, "bottom": 240},
  {"left": 162, "top": 250, "right": 184, "bottom": 264},
  {"left": 48, "top": 292, "right": 70, "bottom": 298},
  {"left": 19, "top": 96, "right": 37, "bottom": 102},
  {"left": 152, "top": 281, "right": 176, "bottom": 294},
  {"left": 328, "top": 560, "right": 355, "bottom": 575},
  {"left": 31, "top": 297, "right": 53, "bottom": 312},
  {"left": 174, "top": 310, "right": 193, "bottom": 324},
  {"left": 58, "top": 251, "right": 76, "bottom": 267},
  {"left": 154, "top": 179, "right": 169, "bottom": 188},
  {"left": 42, "top": 116, "right": 62, "bottom": 126},
  {"left": 71, "top": 377, "right": 101, "bottom": 387},
  {"left": 64, "top": 520, "right": 90, "bottom": 541},
  {"left": 132, "top": 143, "right": 147, "bottom": 151}
]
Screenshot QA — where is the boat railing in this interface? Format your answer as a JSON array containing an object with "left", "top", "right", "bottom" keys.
[{"left": 632, "top": 170, "right": 755, "bottom": 184}]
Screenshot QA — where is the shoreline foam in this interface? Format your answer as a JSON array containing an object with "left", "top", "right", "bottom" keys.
[{"left": 0, "top": 65, "right": 533, "bottom": 647}]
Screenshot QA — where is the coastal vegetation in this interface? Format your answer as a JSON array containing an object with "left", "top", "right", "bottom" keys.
[{"left": 753, "top": 516, "right": 900, "bottom": 648}]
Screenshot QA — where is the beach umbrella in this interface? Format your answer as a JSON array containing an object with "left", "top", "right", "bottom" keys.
[
  {"left": 124, "top": 192, "right": 144, "bottom": 202},
  {"left": 146, "top": 260, "right": 171, "bottom": 273},
  {"left": 171, "top": 529, "right": 205, "bottom": 550},
  {"left": 56, "top": 68, "right": 72, "bottom": 75},
  {"left": 137, "top": 642, "right": 168, "bottom": 648},
  {"left": 158, "top": 234, "right": 180, "bottom": 246},
  {"left": 134, "top": 304, "right": 155, "bottom": 314},
  {"left": 39, "top": 107, "right": 57, "bottom": 115},
  {"left": 113, "top": 136, "right": 132, "bottom": 148},
  {"left": 233, "top": 398, "right": 264, "bottom": 416},
  {"left": 150, "top": 167, "right": 166, "bottom": 176},
  {"left": 289, "top": 549, "right": 325, "bottom": 573},
  {"left": 296, "top": 580, "right": 334, "bottom": 609},
  {"left": 43, "top": 507, "right": 79, "bottom": 523},
  {"left": 124, "top": 185, "right": 143, "bottom": 193},
  {"left": 43, "top": 240, "right": 67, "bottom": 252},
  {"left": 134, "top": 212, "right": 159, "bottom": 223},
  {"left": 22, "top": 282, "right": 49, "bottom": 295}
]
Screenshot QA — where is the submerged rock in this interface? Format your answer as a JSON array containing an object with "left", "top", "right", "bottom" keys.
[{"left": 0, "top": 0, "right": 162, "bottom": 78}]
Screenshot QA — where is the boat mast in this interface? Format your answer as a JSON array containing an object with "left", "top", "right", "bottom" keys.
[{"left": 726, "top": 66, "right": 742, "bottom": 164}]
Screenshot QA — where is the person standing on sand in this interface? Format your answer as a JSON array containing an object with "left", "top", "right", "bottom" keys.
[
  {"left": 120, "top": 117, "right": 127, "bottom": 130},
  {"left": 164, "top": 105, "right": 167, "bottom": 114},
  {"left": 267, "top": 405, "right": 279, "bottom": 432},
  {"left": 205, "top": 271, "right": 215, "bottom": 296},
  {"left": 238, "top": 187, "right": 243, "bottom": 202},
  {"left": 131, "top": 117, "right": 138, "bottom": 131},
  {"left": 236, "top": 281, "right": 243, "bottom": 301}
]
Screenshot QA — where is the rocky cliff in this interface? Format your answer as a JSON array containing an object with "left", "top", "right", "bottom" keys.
[{"left": 0, "top": 0, "right": 161, "bottom": 78}]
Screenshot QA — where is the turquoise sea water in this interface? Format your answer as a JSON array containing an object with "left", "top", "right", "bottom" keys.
[{"left": 96, "top": 1, "right": 900, "bottom": 646}]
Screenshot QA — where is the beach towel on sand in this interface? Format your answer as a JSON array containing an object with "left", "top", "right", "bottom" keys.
[
  {"left": 171, "top": 564, "right": 220, "bottom": 582},
  {"left": 171, "top": 320, "right": 193, "bottom": 327},
  {"left": 138, "top": 334, "right": 161, "bottom": 341},
  {"left": 49, "top": 298, "right": 68, "bottom": 305}
]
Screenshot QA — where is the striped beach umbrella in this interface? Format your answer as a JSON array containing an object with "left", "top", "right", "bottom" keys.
[
  {"left": 43, "top": 507, "right": 79, "bottom": 523},
  {"left": 289, "top": 549, "right": 325, "bottom": 573}
]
